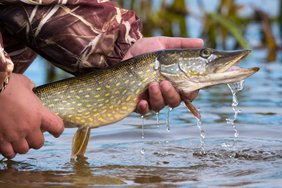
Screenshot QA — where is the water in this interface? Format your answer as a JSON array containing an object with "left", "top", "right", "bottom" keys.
[
  {"left": 226, "top": 80, "right": 244, "bottom": 138},
  {"left": 166, "top": 107, "right": 173, "bottom": 131},
  {"left": 0, "top": 52, "right": 281, "bottom": 187},
  {"left": 195, "top": 117, "right": 206, "bottom": 155}
]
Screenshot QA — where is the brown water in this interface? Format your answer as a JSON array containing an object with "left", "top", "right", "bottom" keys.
[{"left": 1, "top": 55, "right": 282, "bottom": 187}]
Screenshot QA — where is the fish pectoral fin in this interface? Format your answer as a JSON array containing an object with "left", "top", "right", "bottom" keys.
[
  {"left": 71, "top": 127, "right": 91, "bottom": 160},
  {"left": 183, "top": 99, "right": 201, "bottom": 119}
]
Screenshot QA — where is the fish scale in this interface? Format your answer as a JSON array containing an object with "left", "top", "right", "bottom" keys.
[
  {"left": 34, "top": 52, "right": 161, "bottom": 128},
  {"left": 33, "top": 48, "right": 258, "bottom": 159}
]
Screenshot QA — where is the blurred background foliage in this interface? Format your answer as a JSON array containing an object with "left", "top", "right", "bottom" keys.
[
  {"left": 45, "top": 0, "right": 282, "bottom": 81},
  {"left": 116, "top": 0, "right": 281, "bottom": 62}
]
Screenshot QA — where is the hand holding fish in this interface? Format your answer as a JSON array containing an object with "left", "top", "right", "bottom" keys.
[
  {"left": 0, "top": 74, "right": 64, "bottom": 159},
  {"left": 122, "top": 37, "right": 204, "bottom": 114}
]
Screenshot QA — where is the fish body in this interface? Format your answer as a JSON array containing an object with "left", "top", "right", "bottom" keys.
[
  {"left": 33, "top": 48, "right": 259, "bottom": 159},
  {"left": 34, "top": 52, "right": 162, "bottom": 129}
]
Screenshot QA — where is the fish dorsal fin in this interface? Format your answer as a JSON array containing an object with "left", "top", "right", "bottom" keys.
[{"left": 71, "top": 127, "right": 91, "bottom": 160}]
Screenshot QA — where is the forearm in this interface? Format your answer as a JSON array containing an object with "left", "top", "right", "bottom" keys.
[{"left": 0, "top": 0, "right": 143, "bottom": 75}]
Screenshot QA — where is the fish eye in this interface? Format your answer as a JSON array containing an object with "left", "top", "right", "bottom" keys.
[{"left": 200, "top": 49, "right": 211, "bottom": 58}]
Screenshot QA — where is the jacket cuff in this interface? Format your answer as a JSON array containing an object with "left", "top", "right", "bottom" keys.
[{"left": 0, "top": 46, "right": 14, "bottom": 93}]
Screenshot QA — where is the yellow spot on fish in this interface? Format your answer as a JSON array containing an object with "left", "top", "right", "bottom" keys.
[
  {"left": 76, "top": 96, "right": 80, "bottom": 99},
  {"left": 126, "top": 96, "right": 131, "bottom": 101},
  {"left": 76, "top": 117, "right": 81, "bottom": 120},
  {"left": 68, "top": 107, "right": 75, "bottom": 110},
  {"left": 116, "top": 82, "right": 120, "bottom": 87},
  {"left": 78, "top": 90, "right": 83, "bottom": 93},
  {"left": 85, "top": 95, "right": 90, "bottom": 98},
  {"left": 80, "top": 119, "right": 85, "bottom": 123},
  {"left": 124, "top": 80, "right": 129, "bottom": 84},
  {"left": 96, "top": 87, "right": 101, "bottom": 91},
  {"left": 77, "top": 103, "right": 82, "bottom": 106},
  {"left": 88, "top": 118, "right": 93, "bottom": 122},
  {"left": 115, "top": 91, "right": 120, "bottom": 94},
  {"left": 48, "top": 104, "right": 54, "bottom": 107},
  {"left": 86, "top": 88, "right": 92, "bottom": 91},
  {"left": 121, "top": 106, "right": 127, "bottom": 110},
  {"left": 105, "top": 99, "right": 110, "bottom": 103},
  {"left": 67, "top": 96, "right": 71, "bottom": 99},
  {"left": 86, "top": 104, "right": 91, "bottom": 108},
  {"left": 131, "top": 80, "right": 136, "bottom": 84},
  {"left": 135, "top": 88, "right": 141, "bottom": 94},
  {"left": 68, "top": 115, "right": 73, "bottom": 118},
  {"left": 105, "top": 93, "right": 110, "bottom": 97},
  {"left": 109, "top": 105, "right": 114, "bottom": 109},
  {"left": 84, "top": 112, "right": 90, "bottom": 116},
  {"left": 95, "top": 94, "right": 100, "bottom": 98},
  {"left": 105, "top": 85, "right": 110, "bottom": 89}
]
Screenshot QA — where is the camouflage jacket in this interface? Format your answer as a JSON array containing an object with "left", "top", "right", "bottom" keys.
[{"left": 0, "top": 0, "right": 142, "bottom": 92}]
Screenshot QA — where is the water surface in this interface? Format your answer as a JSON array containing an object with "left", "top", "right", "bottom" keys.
[{"left": 0, "top": 51, "right": 281, "bottom": 187}]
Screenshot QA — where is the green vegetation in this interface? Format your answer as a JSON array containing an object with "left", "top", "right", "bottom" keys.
[{"left": 117, "top": 0, "right": 282, "bottom": 62}]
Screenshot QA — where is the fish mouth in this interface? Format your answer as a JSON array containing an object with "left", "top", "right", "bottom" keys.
[
  {"left": 174, "top": 49, "right": 259, "bottom": 93},
  {"left": 215, "top": 49, "right": 252, "bottom": 73},
  {"left": 211, "top": 49, "right": 259, "bottom": 83}
]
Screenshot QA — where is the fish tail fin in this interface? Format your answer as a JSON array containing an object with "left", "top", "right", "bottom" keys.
[{"left": 71, "top": 127, "right": 91, "bottom": 160}]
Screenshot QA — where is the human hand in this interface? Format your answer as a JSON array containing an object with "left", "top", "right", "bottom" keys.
[
  {"left": 122, "top": 37, "right": 204, "bottom": 114},
  {"left": 0, "top": 74, "right": 64, "bottom": 159}
]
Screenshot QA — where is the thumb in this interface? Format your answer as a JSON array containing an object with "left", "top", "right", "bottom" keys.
[{"left": 40, "top": 106, "right": 64, "bottom": 138}]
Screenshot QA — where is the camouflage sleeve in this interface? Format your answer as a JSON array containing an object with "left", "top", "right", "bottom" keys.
[
  {"left": 0, "top": 34, "right": 14, "bottom": 93},
  {"left": 0, "top": 0, "right": 143, "bottom": 75}
]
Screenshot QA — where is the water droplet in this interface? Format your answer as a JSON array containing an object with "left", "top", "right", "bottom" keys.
[
  {"left": 226, "top": 80, "right": 244, "bottom": 138},
  {"left": 141, "top": 115, "right": 145, "bottom": 139},
  {"left": 140, "top": 148, "right": 145, "bottom": 155},
  {"left": 166, "top": 107, "right": 173, "bottom": 132},
  {"left": 156, "top": 112, "right": 160, "bottom": 127},
  {"left": 196, "top": 117, "right": 206, "bottom": 153},
  {"left": 154, "top": 58, "right": 160, "bottom": 70}
]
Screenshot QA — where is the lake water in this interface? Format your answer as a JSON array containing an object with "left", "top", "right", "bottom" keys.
[{"left": 0, "top": 48, "right": 281, "bottom": 187}]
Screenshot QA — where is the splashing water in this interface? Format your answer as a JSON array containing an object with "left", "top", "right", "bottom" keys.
[
  {"left": 156, "top": 112, "right": 160, "bottom": 127},
  {"left": 196, "top": 116, "right": 206, "bottom": 154},
  {"left": 166, "top": 107, "right": 173, "bottom": 132},
  {"left": 141, "top": 115, "right": 145, "bottom": 139},
  {"left": 226, "top": 80, "right": 244, "bottom": 138},
  {"left": 140, "top": 115, "right": 145, "bottom": 154}
]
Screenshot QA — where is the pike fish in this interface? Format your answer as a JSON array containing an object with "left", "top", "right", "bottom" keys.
[{"left": 33, "top": 48, "right": 259, "bottom": 159}]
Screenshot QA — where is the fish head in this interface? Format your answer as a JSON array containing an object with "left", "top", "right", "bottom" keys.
[{"left": 157, "top": 48, "right": 259, "bottom": 93}]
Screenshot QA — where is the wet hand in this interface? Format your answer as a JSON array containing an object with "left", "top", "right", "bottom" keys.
[
  {"left": 0, "top": 74, "right": 64, "bottom": 159},
  {"left": 122, "top": 37, "right": 204, "bottom": 114}
]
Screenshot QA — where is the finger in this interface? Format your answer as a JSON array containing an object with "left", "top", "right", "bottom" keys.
[
  {"left": 160, "top": 37, "right": 204, "bottom": 49},
  {"left": 160, "top": 80, "right": 181, "bottom": 108},
  {"left": 26, "top": 130, "right": 45, "bottom": 150},
  {"left": 136, "top": 100, "right": 149, "bottom": 115},
  {"left": 11, "top": 139, "right": 29, "bottom": 154},
  {"left": 41, "top": 107, "right": 64, "bottom": 138},
  {"left": 0, "top": 142, "right": 16, "bottom": 159},
  {"left": 16, "top": 74, "right": 35, "bottom": 89},
  {"left": 148, "top": 82, "right": 165, "bottom": 112}
]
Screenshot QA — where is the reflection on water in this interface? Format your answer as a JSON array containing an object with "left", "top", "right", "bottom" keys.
[{"left": 0, "top": 56, "right": 282, "bottom": 187}]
